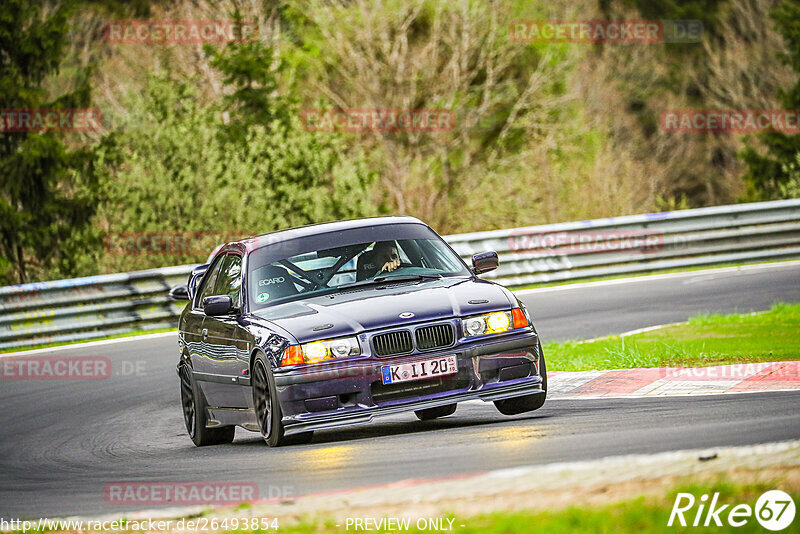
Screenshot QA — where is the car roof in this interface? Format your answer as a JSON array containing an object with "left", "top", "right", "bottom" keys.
[{"left": 219, "top": 216, "right": 428, "bottom": 255}]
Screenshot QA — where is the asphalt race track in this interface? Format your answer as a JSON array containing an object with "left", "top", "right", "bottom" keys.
[{"left": 1, "top": 262, "right": 799, "bottom": 518}]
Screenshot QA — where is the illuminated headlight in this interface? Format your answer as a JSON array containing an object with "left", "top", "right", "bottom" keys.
[
  {"left": 300, "top": 337, "right": 361, "bottom": 364},
  {"left": 462, "top": 311, "right": 513, "bottom": 338}
]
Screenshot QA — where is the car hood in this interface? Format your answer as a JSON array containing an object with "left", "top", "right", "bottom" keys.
[{"left": 250, "top": 277, "right": 515, "bottom": 343}]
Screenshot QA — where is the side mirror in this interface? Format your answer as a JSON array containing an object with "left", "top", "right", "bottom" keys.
[
  {"left": 203, "top": 295, "right": 233, "bottom": 316},
  {"left": 168, "top": 284, "right": 189, "bottom": 301},
  {"left": 472, "top": 251, "right": 499, "bottom": 275}
]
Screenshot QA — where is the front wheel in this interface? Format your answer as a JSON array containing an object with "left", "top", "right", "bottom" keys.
[
  {"left": 251, "top": 356, "right": 314, "bottom": 447},
  {"left": 494, "top": 348, "right": 547, "bottom": 416},
  {"left": 251, "top": 354, "right": 289, "bottom": 447},
  {"left": 179, "top": 364, "right": 235, "bottom": 446}
]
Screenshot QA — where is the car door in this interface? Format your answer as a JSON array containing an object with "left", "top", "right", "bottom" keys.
[
  {"left": 199, "top": 253, "right": 251, "bottom": 409},
  {"left": 185, "top": 255, "right": 224, "bottom": 376}
]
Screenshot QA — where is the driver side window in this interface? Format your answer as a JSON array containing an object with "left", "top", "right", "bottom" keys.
[
  {"left": 196, "top": 256, "right": 225, "bottom": 308},
  {"left": 214, "top": 254, "right": 243, "bottom": 307}
]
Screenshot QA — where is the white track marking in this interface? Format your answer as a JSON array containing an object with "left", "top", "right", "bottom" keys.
[
  {"left": 576, "top": 322, "right": 681, "bottom": 343},
  {"left": 514, "top": 259, "right": 800, "bottom": 295},
  {"left": 0, "top": 331, "right": 177, "bottom": 358}
]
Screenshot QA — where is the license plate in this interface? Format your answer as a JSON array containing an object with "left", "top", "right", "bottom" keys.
[{"left": 381, "top": 355, "right": 458, "bottom": 385}]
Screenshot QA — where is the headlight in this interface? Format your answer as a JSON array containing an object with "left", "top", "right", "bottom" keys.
[
  {"left": 462, "top": 311, "right": 513, "bottom": 337},
  {"left": 281, "top": 337, "right": 361, "bottom": 366}
]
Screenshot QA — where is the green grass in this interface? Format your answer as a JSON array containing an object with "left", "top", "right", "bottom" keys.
[
  {"left": 544, "top": 302, "right": 800, "bottom": 371},
  {"left": 7, "top": 472, "right": 797, "bottom": 533},
  {"left": 224, "top": 477, "right": 796, "bottom": 534},
  {"left": 0, "top": 327, "right": 177, "bottom": 354}
]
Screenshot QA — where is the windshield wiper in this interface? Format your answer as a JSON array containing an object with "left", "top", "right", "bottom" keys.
[{"left": 339, "top": 273, "right": 442, "bottom": 290}]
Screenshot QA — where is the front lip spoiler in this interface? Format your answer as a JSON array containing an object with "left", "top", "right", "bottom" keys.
[
  {"left": 282, "top": 376, "right": 544, "bottom": 436},
  {"left": 274, "top": 331, "right": 539, "bottom": 386}
]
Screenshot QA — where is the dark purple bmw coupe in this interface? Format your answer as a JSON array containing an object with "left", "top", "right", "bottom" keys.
[{"left": 173, "top": 217, "right": 546, "bottom": 446}]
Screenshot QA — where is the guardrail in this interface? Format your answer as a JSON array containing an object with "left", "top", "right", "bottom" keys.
[
  {"left": 447, "top": 198, "right": 800, "bottom": 286},
  {"left": 1, "top": 199, "right": 799, "bottom": 350}
]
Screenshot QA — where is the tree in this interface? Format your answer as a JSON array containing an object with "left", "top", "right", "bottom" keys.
[
  {"left": 283, "top": 0, "right": 572, "bottom": 232},
  {"left": 204, "top": 34, "right": 376, "bottom": 230},
  {"left": 0, "top": 0, "right": 98, "bottom": 284},
  {"left": 741, "top": 0, "right": 800, "bottom": 199},
  {"left": 92, "top": 37, "right": 375, "bottom": 274},
  {"left": 779, "top": 152, "right": 800, "bottom": 197}
]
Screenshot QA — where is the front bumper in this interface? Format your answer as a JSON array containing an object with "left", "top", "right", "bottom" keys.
[{"left": 273, "top": 332, "right": 544, "bottom": 435}]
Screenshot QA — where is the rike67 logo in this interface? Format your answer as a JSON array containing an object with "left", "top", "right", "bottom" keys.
[{"left": 669, "top": 490, "right": 796, "bottom": 530}]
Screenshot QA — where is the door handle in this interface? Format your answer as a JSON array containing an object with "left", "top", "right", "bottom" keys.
[{"left": 202, "top": 328, "right": 208, "bottom": 340}]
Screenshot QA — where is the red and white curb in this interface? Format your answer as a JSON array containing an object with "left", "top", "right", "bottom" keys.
[{"left": 548, "top": 361, "right": 800, "bottom": 398}]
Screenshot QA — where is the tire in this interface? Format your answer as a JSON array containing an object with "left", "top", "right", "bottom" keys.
[
  {"left": 494, "top": 347, "right": 547, "bottom": 416},
  {"left": 252, "top": 353, "right": 292, "bottom": 447},
  {"left": 179, "top": 364, "right": 235, "bottom": 446},
  {"left": 415, "top": 404, "right": 457, "bottom": 421}
]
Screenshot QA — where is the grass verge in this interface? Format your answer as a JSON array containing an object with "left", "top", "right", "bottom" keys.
[
  {"left": 249, "top": 473, "right": 798, "bottom": 533},
  {"left": 544, "top": 302, "right": 800, "bottom": 371},
  {"left": 10, "top": 468, "right": 798, "bottom": 533},
  {"left": 8, "top": 447, "right": 799, "bottom": 533}
]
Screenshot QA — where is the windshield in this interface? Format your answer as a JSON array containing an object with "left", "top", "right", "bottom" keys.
[{"left": 247, "top": 224, "right": 470, "bottom": 309}]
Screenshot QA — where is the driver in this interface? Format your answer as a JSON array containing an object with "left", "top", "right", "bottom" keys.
[{"left": 372, "top": 241, "right": 401, "bottom": 274}]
